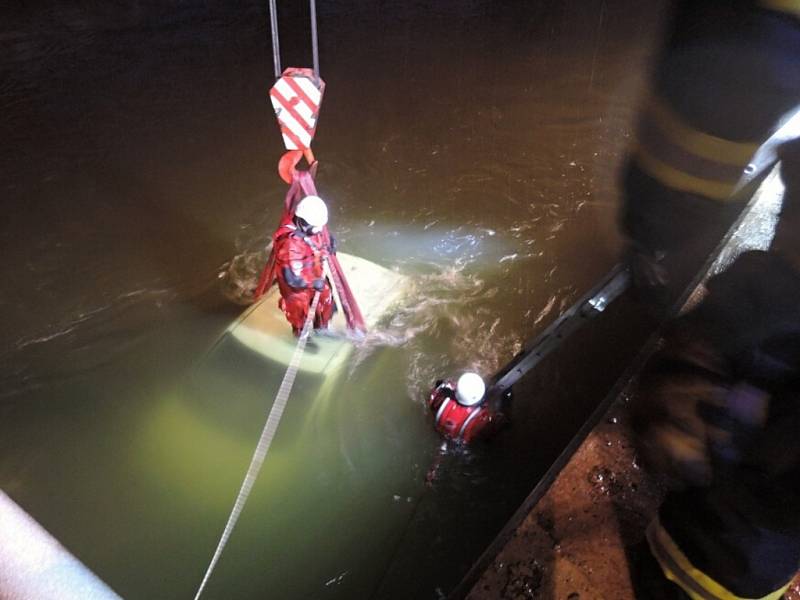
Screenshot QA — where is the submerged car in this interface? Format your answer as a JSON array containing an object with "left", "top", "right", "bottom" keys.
[{"left": 142, "top": 253, "right": 440, "bottom": 598}]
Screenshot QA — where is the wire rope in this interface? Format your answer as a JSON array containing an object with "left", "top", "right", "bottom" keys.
[
  {"left": 268, "top": 0, "right": 281, "bottom": 79},
  {"left": 310, "top": 0, "right": 320, "bottom": 79}
]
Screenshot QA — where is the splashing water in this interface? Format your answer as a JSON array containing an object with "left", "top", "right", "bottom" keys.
[
  {"left": 220, "top": 225, "right": 527, "bottom": 408},
  {"left": 217, "top": 248, "right": 270, "bottom": 306}
]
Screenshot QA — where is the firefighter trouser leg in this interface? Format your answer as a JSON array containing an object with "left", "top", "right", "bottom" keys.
[
  {"left": 647, "top": 515, "right": 797, "bottom": 600},
  {"left": 634, "top": 250, "right": 800, "bottom": 599}
]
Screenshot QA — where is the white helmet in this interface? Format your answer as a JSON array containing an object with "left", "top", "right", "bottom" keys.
[
  {"left": 295, "top": 195, "right": 328, "bottom": 231},
  {"left": 455, "top": 372, "right": 485, "bottom": 406}
]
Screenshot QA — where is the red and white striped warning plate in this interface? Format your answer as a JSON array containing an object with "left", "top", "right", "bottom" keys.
[{"left": 269, "top": 68, "right": 325, "bottom": 151}]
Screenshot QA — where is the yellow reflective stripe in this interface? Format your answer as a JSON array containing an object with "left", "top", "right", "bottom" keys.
[
  {"left": 647, "top": 518, "right": 794, "bottom": 600},
  {"left": 760, "top": 0, "right": 800, "bottom": 18},
  {"left": 646, "top": 96, "right": 759, "bottom": 167},
  {"left": 651, "top": 427, "right": 710, "bottom": 468},
  {"left": 633, "top": 144, "right": 739, "bottom": 201}
]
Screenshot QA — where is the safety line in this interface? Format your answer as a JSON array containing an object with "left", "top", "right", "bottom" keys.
[{"left": 193, "top": 291, "right": 321, "bottom": 600}]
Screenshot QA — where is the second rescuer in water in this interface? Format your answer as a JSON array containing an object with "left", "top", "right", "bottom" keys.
[
  {"left": 428, "top": 372, "right": 505, "bottom": 444},
  {"left": 273, "top": 195, "right": 335, "bottom": 336}
]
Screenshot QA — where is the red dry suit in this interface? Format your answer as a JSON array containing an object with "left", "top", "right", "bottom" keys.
[
  {"left": 253, "top": 171, "right": 366, "bottom": 336},
  {"left": 428, "top": 380, "right": 497, "bottom": 444},
  {"left": 273, "top": 222, "right": 334, "bottom": 335}
]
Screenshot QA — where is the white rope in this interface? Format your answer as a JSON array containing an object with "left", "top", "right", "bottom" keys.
[{"left": 193, "top": 291, "right": 321, "bottom": 600}]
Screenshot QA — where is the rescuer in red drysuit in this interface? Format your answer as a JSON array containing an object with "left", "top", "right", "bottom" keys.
[
  {"left": 253, "top": 170, "right": 366, "bottom": 337},
  {"left": 273, "top": 195, "right": 334, "bottom": 336},
  {"left": 428, "top": 372, "right": 505, "bottom": 444}
]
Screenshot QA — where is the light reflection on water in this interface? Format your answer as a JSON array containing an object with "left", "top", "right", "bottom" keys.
[{"left": 221, "top": 221, "right": 528, "bottom": 405}]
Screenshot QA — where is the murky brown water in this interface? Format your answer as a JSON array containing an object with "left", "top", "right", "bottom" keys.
[{"left": 0, "top": 1, "right": 667, "bottom": 598}]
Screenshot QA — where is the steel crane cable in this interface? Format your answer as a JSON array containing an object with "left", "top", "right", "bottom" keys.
[
  {"left": 268, "top": 0, "right": 321, "bottom": 81},
  {"left": 310, "top": 0, "right": 320, "bottom": 79},
  {"left": 268, "top": 0, "right": 281, "bottom": 79}
]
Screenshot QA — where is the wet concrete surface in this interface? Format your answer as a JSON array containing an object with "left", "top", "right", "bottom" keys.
[{"left": 465, "top": 397, "right": 660, "bottom": 600}]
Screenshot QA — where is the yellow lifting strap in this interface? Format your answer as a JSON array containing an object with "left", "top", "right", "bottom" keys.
[{"left": 646, "top": 518, "right": 794, "bottom": 600}]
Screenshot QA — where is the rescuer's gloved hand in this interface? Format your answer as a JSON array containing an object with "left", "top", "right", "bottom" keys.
[
  {"left": 624, "top": 242, "right": 669, "bottom": 309},
  {"left": 329, "top": 235, "right": 337, "bottom": 255},
  {"left": 633, "top": 251, "right": 800, "bottom": 489},
  {"left": 631, "top": 327, "right": 731, "bottom": 488},
  {"left": 311, "top": 278, "right": 325, "bottom": 292},
  {"left": 282, "top": 266, "right": 309, "bottom": 290},
  {"left": 700, "top": 383, "right": 770, "bottom": 470},
  {"left": 634, "top": 369, "right": 718, "bottom": 487},
  {"left": 635, "top": 382, "right": 769, "bottom": 487}
]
